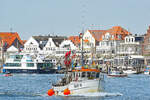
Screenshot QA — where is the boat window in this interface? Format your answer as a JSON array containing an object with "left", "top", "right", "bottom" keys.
[
  {"left": 78, "top": 72, "right": 80, "bottom": 77},
  {"left": 82, "top": 72, "right": 86, "bottom": 77},
  {"left": 96, "top": 73, "right": 99, "bottom": 78},
  {"left": 91, "top": 72, "right": 96, "bottom": 78},
  {"left": 5, "top": 63, "right": 21, "bottom": 67},
  {"left": 73, "top": 72, "right": 75, "bottom": 78},
  {"left": 87, "top": 72, "right": 91, "bottom": 77},
  {"left": 27, "top": 63, "right": 34, "bottom": 67}
]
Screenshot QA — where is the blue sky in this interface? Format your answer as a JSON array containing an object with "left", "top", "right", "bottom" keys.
[{"left": 0, "top": 0, "right": 150, "bottom": 40}]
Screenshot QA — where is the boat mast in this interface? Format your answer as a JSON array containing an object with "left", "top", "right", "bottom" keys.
[{"left": 81, "top": 29, "right": 84, "bottom": 67}]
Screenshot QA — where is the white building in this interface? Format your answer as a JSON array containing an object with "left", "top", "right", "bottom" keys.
[
  {"left": 97, "top": 32, "right": 119, "bottom": 56},
  {"left": 96, "top": 26, "right": 130, "bottom": 57},
  {"left": 116, "top": 35, "right": 143, "bottom": 55},
  {"left": 23, "top": 36, "right": 67, "bottom": 57},
  {"left": 81, "top": 30, "right": 105, "bottom": 56},
  {"left": 7, "top": 45, "right": 19, "bottom": 53},
  {"left": 56, "top": 40, "right": 77, "bottom": 57},
  {"left": 23, "top": 36, "right": 41, "bottom": 54},
  {"left": 43, "top": 38, "right": 57, "bottom": 55}
]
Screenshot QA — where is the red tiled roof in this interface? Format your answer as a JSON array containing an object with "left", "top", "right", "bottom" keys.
[
  {"left": 107, "top": 26, "right": 130, "bottom": 40},
  {"left": 68, "top": 36, "right": 80, "bottom": 46},
  {"left": 88, "top": 30, "right": 107, "bottom": 41},
  {"left": 88, "top": 26, "right": 130, "bottom": 41},
  {"left": 0, "top": 32, "right": 23, "bottom": 48}
]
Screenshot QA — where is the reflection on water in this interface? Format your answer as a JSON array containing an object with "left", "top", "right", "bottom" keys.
[{"left": 0, "top": 74, "right": 150, "bottom": 100}]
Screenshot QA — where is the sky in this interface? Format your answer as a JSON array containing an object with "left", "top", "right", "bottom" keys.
[{"left": 0, "top": 0, "right": 150, "bottom": 40}]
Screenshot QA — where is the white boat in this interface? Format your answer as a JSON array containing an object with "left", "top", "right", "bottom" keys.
[
  {"left": 47, "top": 30, "right": 104, "bottom": 96},
  {"left": 47, "top": 68, "right": 104, "bottom": 96},
  {"left": 123, "top": 70, "right": 136, "bottom": 74},
  {"left": 144, "top": 66, "right": 150, "bottom": 75},
  {"left": 3, "top": 53, "right": 56, "bottom": 73},
  {"left": 108, "top": 71, "right": 127, "bottom": 77}
]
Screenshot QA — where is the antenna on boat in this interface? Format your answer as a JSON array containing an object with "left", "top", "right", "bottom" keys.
[
  {"left": 80, "top": 0, "right": 87, "bottom": 68},
  {"left": 81, "top": 28, "right": 84, "bottom": 67}
]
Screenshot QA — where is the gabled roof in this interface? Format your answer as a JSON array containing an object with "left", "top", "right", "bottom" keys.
[
  {"left": 88, "top": 30, "right": 107, "bottom": 41},
  {"left": 68, "top": 36, "right": 80, "bottom": 46},
  {"left": 0, "top": 32, "right": 23, "bottom": 48},
  {"left": 52, "top": 37, "right": 67, "bottom": 47},
  {"left": 106, "top": 26, "right": 130, "bottom": 40},
  {"left": 108, "top": 26, "right": 129, "bottom": 35},
  {"left": 88, "top": 26, "right": 130, "bottom": 41},
  {"left": 33, "top": 36, "right": 49, "bottom": 49},
  {"left": 32, "top": 36, "right": 67, "bottom": 49}
]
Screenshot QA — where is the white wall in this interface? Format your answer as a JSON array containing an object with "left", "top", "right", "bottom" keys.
[
  {"left": 23, "top": 37, "right": 41, "bottom": 53},
  {"left": 43, "top": 38, "right": 57, "bottom": 55}
]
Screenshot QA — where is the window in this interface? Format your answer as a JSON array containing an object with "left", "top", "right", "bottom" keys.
[
  {"left": 82, "top": 72, "right": 86, "bottom": 77},
  {"left": 27, "top": 63, "right": 34, "bottom": 67},
  {"left": 126, "top": 38, "right": 128, "bottom": 42},
  {"left": 106, "top": 41, "right": 109, "bottom": 46},
  {"left": 5, "top": 63, "right": 21, "bottom": 67},
  {"left": 111, "top": 42, "right": 114, "bottom": 46},
  {"left": 132, "top": 38, "right": 134, "bottom": 42},
  {"left": 87, "top": 72, "right": 91, "bottom": 77},
  {"left": 96, "top": 73, "right": 99, "bottom": 78}
]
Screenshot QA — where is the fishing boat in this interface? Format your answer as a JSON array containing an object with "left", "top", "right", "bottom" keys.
[
  {"left": 47, "top": 31, "right": 104, "bottom": 96},
  {"left": 47, "top": 67, "right": 103, "bottom": 96}
]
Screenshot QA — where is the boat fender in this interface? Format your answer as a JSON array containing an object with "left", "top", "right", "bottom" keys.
[
  {"left": 64, "top": 88, "right": 70, "bottom": 95},
  {"left": 47, "top": 89, "right": 55, "bottom": 96}
]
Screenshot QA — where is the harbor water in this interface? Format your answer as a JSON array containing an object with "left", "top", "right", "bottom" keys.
[{"left": 0, "top": 74, "right": 150, "bottom": 100}]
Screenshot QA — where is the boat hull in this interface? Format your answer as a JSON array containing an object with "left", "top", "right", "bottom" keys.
[
  {"left": 144, "top": 71, "right": 149, "bottom": 75},
  {"left": 108, "top": 74, "right": 127, "bottom": 77},
  {"left": 3, "top": 69, "right": 56, "bottom": 74},
  {"left": 123, "top": 70, "right": 136, "bottom": 74},
  {"left": 53, "top": 79, "right": 101, "bottom": 96}
]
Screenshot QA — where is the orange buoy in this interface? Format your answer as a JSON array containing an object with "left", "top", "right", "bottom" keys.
[
  {"left": 47, "top": 89, "right": 55, "bottom": 96},
  {"left": 64, "top": 88, "right": 70, "bottom": 95}
]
